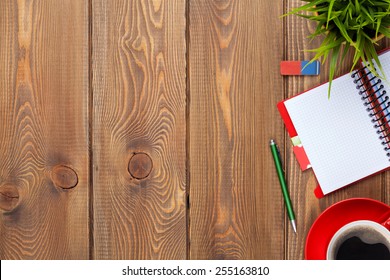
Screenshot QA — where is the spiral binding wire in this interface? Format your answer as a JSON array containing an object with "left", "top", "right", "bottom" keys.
[{"left": 352, "top": 66, "right": 390, "bottom": 158}]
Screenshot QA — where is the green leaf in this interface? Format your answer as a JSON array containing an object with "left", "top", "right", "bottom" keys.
[
  {"left": 361, "top": 6, "right": 374, "bottom": 22},
  {"left": 281, "top": 0, "right": 323, "bottom": 17},
  {"left": 328, "top": 43, "right": 342, "bottom": 98},
  {"left": 366, "top": 40, "right": 383, "bottom": 78},
  {"left": 327, "top": 0, "right": 336, "bottom": 28},
  {"left": 333, "top": 17, "right": 354, "bottom": 43},
  {"left": 355, "top": 0, "right": 361, "bottom": 14}
]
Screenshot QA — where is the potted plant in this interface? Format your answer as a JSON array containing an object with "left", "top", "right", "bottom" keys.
[{"left": 286, "top": 0, "right": 390, "bottom": 97}]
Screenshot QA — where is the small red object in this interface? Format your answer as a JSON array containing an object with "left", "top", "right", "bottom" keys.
[
  {"left": 293, "top": 145, "right": 311, "bottom": 171},
  {"left": 280, "top": 61, "right": 301, "bottom": 75},
  {"left": 280, "top": 60, "right": 320, "bottom": 75}
]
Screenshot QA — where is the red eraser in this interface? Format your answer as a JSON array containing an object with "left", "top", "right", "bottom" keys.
[
  {"left": 280, "top": 60, "right": 320, "bottom": 75},
  {"left": 280, "top": 61, "right": 301, "bottom": 75}
]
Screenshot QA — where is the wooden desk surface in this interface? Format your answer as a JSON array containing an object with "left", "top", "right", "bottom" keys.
[{"left": 1, "top": 0, "right": 390, "bottom": 259}]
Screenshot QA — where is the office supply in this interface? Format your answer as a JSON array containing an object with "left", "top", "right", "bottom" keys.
[
  {"left": 278, "top": 49, "right": 390, "bottom": 198},
  {"left": 305, "top": 198, "right": 390, "bottom": 260},
  {"left": 280, "top": 60, "right": 320, "bottom": 75},
  {"left": 270, "top": 139, "right": 297, "bottom": 233}
]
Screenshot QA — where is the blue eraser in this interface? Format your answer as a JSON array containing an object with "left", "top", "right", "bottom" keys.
[{"left": 301, "top": 60, "right": 320, "bottom": 75}]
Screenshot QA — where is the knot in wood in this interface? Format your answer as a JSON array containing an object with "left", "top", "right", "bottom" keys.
[
  {"left": 51, "top": 165, "right": 78, "bottom": 189},
  {"left": 128, "top": 153, "right": 153, "bottom": 179},
  {"left": 0, "top": 184, "right": 20, "bottom": 212}
]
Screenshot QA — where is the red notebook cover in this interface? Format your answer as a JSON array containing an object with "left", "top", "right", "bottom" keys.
[{"left": 277, "top": 100, "right": 324, "bottom": 198}]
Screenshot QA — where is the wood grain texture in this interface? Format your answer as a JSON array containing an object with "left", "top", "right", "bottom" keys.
[
  {"left": 189, "top": 0, "right": 285, "bottom": 259},
  {"left": 0, "top": 0, "right": 89, "bottom": 259},
  {"left": 0, "top": 0, "right": 388, "bottom": 261},
  {"left": 285, "top": 0, "right": 388, "bottom": 259},
  {"left": 92, "top": 0, "right": 187, "bottom": 259}
]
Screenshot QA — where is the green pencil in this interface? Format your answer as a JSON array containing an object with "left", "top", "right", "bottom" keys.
[{"left": 270, "top": 139, "right": 297, "bottom": 234}]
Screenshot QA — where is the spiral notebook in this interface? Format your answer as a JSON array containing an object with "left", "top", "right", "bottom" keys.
[{"left": 278, "top": 49, "right": 390, "bottom": 198}]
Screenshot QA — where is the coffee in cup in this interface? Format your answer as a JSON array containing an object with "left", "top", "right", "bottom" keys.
[{"left": 327, "top": 220, "right": 390, "bottom": 260}]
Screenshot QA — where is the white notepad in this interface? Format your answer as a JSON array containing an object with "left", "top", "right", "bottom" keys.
[{"left": 279, "top": 50, "right": 390, "bottom": 196}]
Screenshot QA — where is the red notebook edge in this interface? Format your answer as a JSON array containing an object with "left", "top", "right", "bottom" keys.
[
  {"left": 314, "top": 186, "right": 324, "bottom": 198},
  {"left": 277, "top": 100, "right": 324, "bottom": 198},
  {"left": 277, "top": 101, "right": 297, "bottom": 138},
  {"left": 277, "top": 100, "right": 311, "bottom": 171}
]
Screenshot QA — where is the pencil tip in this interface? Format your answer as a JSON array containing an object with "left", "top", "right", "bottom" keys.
[{"left": 291, "top": 220, "right": 297, "bottom": 234}]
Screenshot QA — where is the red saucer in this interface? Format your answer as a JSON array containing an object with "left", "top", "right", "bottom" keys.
[{"left": 305, "top": 198, "right": 390, "bottom": 260}]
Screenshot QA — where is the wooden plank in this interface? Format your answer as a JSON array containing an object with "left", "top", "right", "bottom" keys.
[
  {"left": 285, "top": 0, "right": 386, "bottom": 259},
  {"left": 0, "top": 0, "right": 89, "bottom": 259},
  {"left": 189, "top": 0, "right": 285, "bottom": 259},
  {"left": 92, "top": 0, "right": 187, "bottom": 259}
]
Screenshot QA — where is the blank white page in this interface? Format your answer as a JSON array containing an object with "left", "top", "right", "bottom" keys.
[{"left": 284, "top": 73, "right": 390, "bottom": 194}]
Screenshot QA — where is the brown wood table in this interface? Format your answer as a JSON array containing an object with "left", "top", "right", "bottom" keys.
[{"left": 1, "top": 0, "right": 389, "bottom": 259}]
